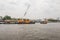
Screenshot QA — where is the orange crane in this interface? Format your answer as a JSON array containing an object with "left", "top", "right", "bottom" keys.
[{"left": 17, "top": 3, "right": 35, "bottom": 24}]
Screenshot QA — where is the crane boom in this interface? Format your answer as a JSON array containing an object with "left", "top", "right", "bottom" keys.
[{"left": 24, "top": 4, "right": 30, "bottom": 17}]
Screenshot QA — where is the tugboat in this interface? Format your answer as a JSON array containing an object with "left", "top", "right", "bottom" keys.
[{"left": 40, "top": 18, "right": 48, "bottom": 24}]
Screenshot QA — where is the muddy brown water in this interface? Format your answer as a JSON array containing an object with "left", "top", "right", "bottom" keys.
[{"left": 0, "top": 23, "right": 60, "bottom": 40}]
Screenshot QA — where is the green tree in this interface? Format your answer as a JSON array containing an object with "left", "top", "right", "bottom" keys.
[
  {"left": 48, "top": 18, "right": 58, "bottom": 22},
  {"left": 3, "top": 15, "right": 11, "bottom": 20}
]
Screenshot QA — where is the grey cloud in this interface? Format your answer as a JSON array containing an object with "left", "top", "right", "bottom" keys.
[{"left": 0, "top": 0, "right": 60, "bottom": 19}]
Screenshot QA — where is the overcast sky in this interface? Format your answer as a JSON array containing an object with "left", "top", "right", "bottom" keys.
[{"left": 0, "top": 0, "right": 60, "bottom": 19}]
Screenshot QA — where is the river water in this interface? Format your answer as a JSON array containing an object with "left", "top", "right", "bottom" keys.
[{"left": 0, "top": 23, "right": 60, "bottom": 40}]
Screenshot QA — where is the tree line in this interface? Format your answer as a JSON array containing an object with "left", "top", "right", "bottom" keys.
[{"left": 0, "top": 15, "right": 15, "bottom": 20}]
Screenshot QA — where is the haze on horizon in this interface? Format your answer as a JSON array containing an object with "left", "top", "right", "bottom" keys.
[{"left": 0, "top": 0, "right": 60, "bottom": 19}]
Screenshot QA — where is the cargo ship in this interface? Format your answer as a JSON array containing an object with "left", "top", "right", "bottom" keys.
[
  {"left": 0, "top": 18, "right": 35, "bottom": 24},
  {"left": 17, "top": 19, "right": 35, "bottom": 24}
]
